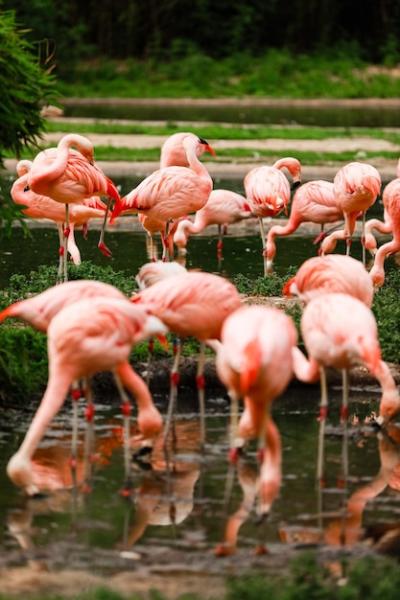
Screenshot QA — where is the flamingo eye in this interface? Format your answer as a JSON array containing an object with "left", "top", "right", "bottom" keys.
[{"left": 24, "top": 185, "right": 30, "bottom": 192}]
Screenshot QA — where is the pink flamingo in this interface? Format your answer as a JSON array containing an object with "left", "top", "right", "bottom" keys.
[
  {"left": 6, "top": 296, "right": 167, "bottom": 495},
  {"left": 160, "top": 132, "right": 214, "bottom": 168},
  {"left": 12, "top": 161, "right": 107, "bottom": 276},
  {"left": 283, "top": 254, "right": 374, "bottom": 307},
  {"left": 369, "top": 176, "right": 400, "bottom": 288},
  {"left": 319, "top": 162, "right": 381, "bottom": 263},
  {"left": 132, "top": 271, "right": 242, "bottom": 444},
  {"left": 111, "top": 135, "right": 215, "bottom": 245},
  {"left": 27, "top": 134, "right": 122, "bottom": 279},
  {"left": 136, "top": 260, "right": 187, "bottom": 290},
  {"left": 216, "top": 306, "right": 297, "bottom": 520},
  {"left": 138, "top": 214, "right": 184, "bottom": 261},
  {"left": 173, "top": 189, "right": 253, "bottom": 258},
  {"left": 244, "top": 157, "right": 301, "bottom": 275},
  {"left": 364, "top": 159, "right": 400, "bottom": 257},
  {"left": 293, "top": 293, "right": 400, "bottom": 483},
  {"left": 265, "top": 180, "right": 342, "bottom": 272},
  {"left": 0, "top": 281, "right": 164, "bottom": 458}
]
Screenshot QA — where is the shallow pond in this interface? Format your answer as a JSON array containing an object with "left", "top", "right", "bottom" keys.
[
  {"left": 0, "top": 386, "right": 399, "bottom": 575},
  {"left": 0, "top": 227, "right": 366, "bottom": 287}
]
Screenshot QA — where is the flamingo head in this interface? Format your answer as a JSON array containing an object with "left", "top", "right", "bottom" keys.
[
  {"left": 282, "top": 277, "right": 298, "bottom": 297},
  {"left": 198, "top": 137, "right": 216, "bottom": 156}
]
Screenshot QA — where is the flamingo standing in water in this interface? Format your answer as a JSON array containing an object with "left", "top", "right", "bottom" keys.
[
  {"left": 173, "top": 189, "right": 253, "bottom": 260},
  {"left": 6, "top": 296, "right": 167, "bottom": 495},
  {"left": 12, "top": 161, "right": 107, "bottom": 276},
  {"left": 0, "top": 281, "right": 164, "bottom": 460},
  {"left": 319, "top": 162, "right": 381, "bottom": 263},
  {"left": 111, "top": 135, "right": 215, "bottom": 257},
  {"left": 265, "top": 180, "right": 342, "bottom": 273},
  {"left": 244, "top": 157, "right": 301, "bottom": 275},
  {"left": 293, "top": 293, "right": 400, "bottom": 483},
  {"left": 131, "top": 271, "right": 242, "bottom": 445},
  {"left": 27, "top": 134, "right": 122, "bottom": 280},
  {"left": 368, "top": 173, "right": 400, "bottom": 288},
  {"left": 216, "top": 305, "right": 297, "bottom": 521},
  {"left": 283, "top": 254, "right": 374, "bottom": 307}
]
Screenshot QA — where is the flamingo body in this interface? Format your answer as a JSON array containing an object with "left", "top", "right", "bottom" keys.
[{"left": 283, "top": 255, "right": 374, "bottom": 307}]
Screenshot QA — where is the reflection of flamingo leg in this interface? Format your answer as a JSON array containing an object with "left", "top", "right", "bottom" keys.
[
  {"left": 317, "top": 366, "right": 328, "bottom": 485},
  {"left": 57, "top": 224, "right": 64, "bottom": 282},
  {"left": 258, "top": 218, "right": 268, "bottom": 276},
  {"left": 164, "top": 338, "right": 182, "bottom": 444},
  {"left": 113, "top": 370, "right": 132, "bottom": 486},
  {"left": 339, "top": 369, "right": 349, "bottom": 485},
  {"left": 83, "top": 379, "right": 95, "bottom": 490}
]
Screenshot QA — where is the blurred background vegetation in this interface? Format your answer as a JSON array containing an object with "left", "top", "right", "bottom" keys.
[{"left": 3, "top": 0, "right": 400, "bottom": 97}]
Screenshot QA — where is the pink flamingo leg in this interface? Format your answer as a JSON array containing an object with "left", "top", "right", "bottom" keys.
[
  {"left": 317, "top": 366, "right": 328, "bottom": 487},
  {"left": 98, "top": 198, "right": 112, "bottom": 258},
  {"left": 196, "top": 342, "right": 206, "bottom": 447},
  {"left": 63, "top": 204, "right": 70, "bottom": 282},
  {"left": 82, "top": 379, "right": 95, "bottom": 492},
  {"left": 164, "top": 338, "right": 182, "bottom": 444}
]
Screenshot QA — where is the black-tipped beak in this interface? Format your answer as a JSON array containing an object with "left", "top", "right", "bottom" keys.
[{"left": 291, "top": 180, "right": 301, "bottom": 192}]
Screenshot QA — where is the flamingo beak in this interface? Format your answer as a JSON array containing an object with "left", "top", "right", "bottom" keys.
[{"left": 205, "top": 144, "right": 216, "bottom": 156}]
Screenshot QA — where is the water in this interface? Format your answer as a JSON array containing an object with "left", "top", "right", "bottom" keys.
[
  {"left": 0, "top": 223, "right": 369, "bottom": 287},
  {"left": 1, "top": 387, "right": 399, "bottom": 575},
  {"left": 64, "top": 103, "right": 400, "bottom": 128}
]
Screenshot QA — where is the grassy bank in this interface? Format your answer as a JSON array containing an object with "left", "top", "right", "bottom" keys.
[
  {"left": 0, "top": 262, "right": 399, "bottom": 401},
  {"left": 1, "top": 553, "right": 399, "bottom": 599},
  {"left": 57, "top": 51, "right": 400, "bottom": 99}
]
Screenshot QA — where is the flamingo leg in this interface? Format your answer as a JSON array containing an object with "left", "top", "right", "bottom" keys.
[
  {"left": 361, "top": 212, "right": 366, "bottom": 266},
  {"left": 217, "top": 225, "right": 224, "bottom": 266},
  {"left": 339, "top": 369, "right": 349, "bottom": 486},
  {"left": 57, "top": 224, "right": 64, "bottom": 282},
  {"left": 163, "top": 337, "right": 181, "bottom": 445},
  {"left": 70, "top": 382, "right": 82, "bottom": 478},
  {"left": 196, "top": 342, "right": 206, "bottom": 448},
  {"left": 258, "top": 218, "right": 268, "bottom": 276},
  {"left": 112, "top": 370, "right": 133, "bottom": 489},
  {"left": 63, "top": 204, "right": 70, "bottom": 283},
  {"left": 317, "top": 366, "right": 328, "bottom": 486},
  {"left": 146, "top": 338, "right": 154, "bottom": 387},
  {"left": 98, "top": 198, "right": 112, "bottom": 258}
]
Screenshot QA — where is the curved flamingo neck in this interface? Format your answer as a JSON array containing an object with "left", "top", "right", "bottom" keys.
[
  {"left": 184, "top": 139, "right": 211, "bottom": 180},
  {"left": 273, "top": 157, "right": 301, "bottom": 182},
  {"left": 370, "top": 239, "right": 400, "bottom": 286},
  {"left": 11, "top": 175, "right": 32, "bottom": 207},
  {"left": 38, "top": 135, "right": 94, "bottom": 185}
]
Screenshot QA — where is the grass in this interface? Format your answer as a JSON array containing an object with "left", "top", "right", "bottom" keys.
[
  {"left": 0, "top": 261, "right": 400, "bottom": 402},
  {"left": 1, "top": 553, "right": 400, "bottom": 599},
  {"left": 6, "top": 145, "right": 400, "bottom": 166},
  {"left": 56, "top": 50, "right": 400, "bottom": 99},
  {"left": 44, "top": 120, "right": 400, "bottom": 144}
]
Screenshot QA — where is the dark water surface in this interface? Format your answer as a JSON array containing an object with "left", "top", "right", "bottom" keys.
[{"left": 0, "top": 387, "right": 399, "bottom": 573}]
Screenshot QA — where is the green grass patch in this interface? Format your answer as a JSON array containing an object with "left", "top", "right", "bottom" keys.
[
  {"left": 57, "top": 51, "right": 400, "bottom": 99},
  {"left": 7, "top": 145, "right": 400, "bottom": 166},
  {"left": 1, "top": 553, "right": 400, "bottom": 599},
  {"left": 44, "top": 120, "right": 400, "bottom": 144}
]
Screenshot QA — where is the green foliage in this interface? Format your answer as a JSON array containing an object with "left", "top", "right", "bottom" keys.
[
  {"left": 372, "top": 267, "right": 400, "bottom": 363},
  {"left": 0, "top": 10, "right": 54, "bottom": 163},
  {"left": 57, "top": 51, "right": 400, "bottom": 99},
  {"left": 233, "top": 270, "right": 296, "bottom": 297}
]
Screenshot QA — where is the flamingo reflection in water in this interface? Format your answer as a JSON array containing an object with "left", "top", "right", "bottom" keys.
[
  {"left": 7, "top": 418, "right": 202, "bottom": 562},
  {"left": 279, "top": 423, "right": 400, "bottom": 554}
]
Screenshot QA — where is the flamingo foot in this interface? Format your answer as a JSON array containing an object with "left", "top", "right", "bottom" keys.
[
  {"left": 98, "top": 241, "right": 112, "bottom": 258},
  {"left": 254, "top": 544, "right": 269, "bottom": 555},
  {"left": 214, "top": 543, "right": 236, "bottom": 557}
]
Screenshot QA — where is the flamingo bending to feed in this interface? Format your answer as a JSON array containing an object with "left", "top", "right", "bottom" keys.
[
  {"left": 136, "top": 260, "right": 187, "bottom": 290},
  {"left": 364, "top": 159, "right": 400, "bottom": 257},
  {"left": 6, "top": 297, "right": 167, "bottom": 495},
  {"left": 369, "top": 176, "right": 400, "bottom": 288},
  {"left": 0, "top": 281, "right": 164, "bottom": 457},
  {"left": 319, "top": 162, "right": 381, "bottom": 263},
  {"left": 283, "top": 254, "right": 374, "bottom": 307},
  {"left": 12, "top": 161, "right": 107, "bottom": 275},
  {"left": 216, "top": 305, "right": 297, "bottom": 524},
  {"left": 265, "top": 180, "right": 342, "bottom": 272},
  {"left": 244, "top": 157, "right": 301, "bottom": 275},
  {"left": 27, "top": 134, "right": 122, "bottom": 280},
  {"left": 160, "top": 132, "right": 214, "bottom": 168},
  {"left": 111, "top": 135, "right": 215, "bottom": 246},
  {"left": 292, "top": 293, "right": 400, "bottom": 482},
  {"left": 132, "top": 271, "right": 242, "bottom": 444},
  {"left": 173, "top": 189, "right": 253, "bottom": 257}
]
